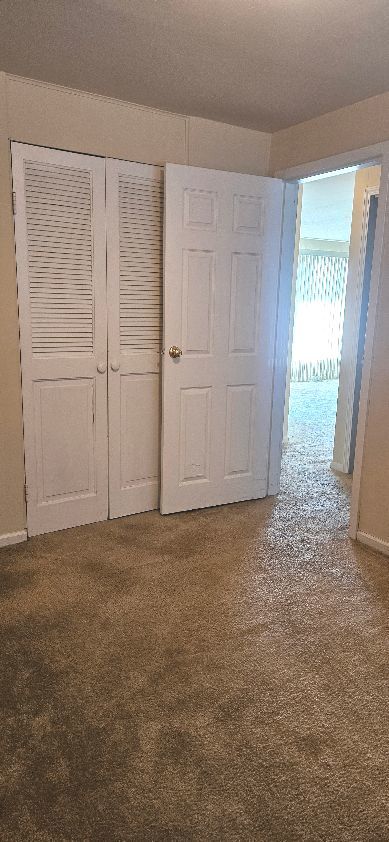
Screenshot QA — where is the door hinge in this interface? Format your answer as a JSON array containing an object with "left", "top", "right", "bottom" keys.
[
  {"left": 12, "top": 191, "right": 16, "bottom": 215},
  {"left": 24, "top": 482, "right": 29, "bottom": 502}
]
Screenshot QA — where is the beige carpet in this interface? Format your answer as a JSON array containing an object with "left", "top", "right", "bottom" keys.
[{"left": 0, "top": 381, "right": 388, "bottom": 841}]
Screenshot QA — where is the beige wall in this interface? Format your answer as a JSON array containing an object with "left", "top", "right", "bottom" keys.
[
  {"left": 0, "top": 72, "right": 270, "bottom": 537},
  {"left": 269, "top": 97, "right": 389, "bottom": 547},
  {"left": 0, "top": 74, "right": 26, "bottom": 534},
  {"left": 188, "top": 116, "right": 270, "bottom": 174},
  {"left": 270, "top": 92, "right": 389, "bottom": 174}
]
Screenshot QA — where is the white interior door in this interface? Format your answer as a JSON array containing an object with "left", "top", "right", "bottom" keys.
[
  {"left": 12, "top": 143, "right": 108, "bottom": 536},
  {"left": 106, "top": 159, "right": 163, "bottom": 517},
  {"left": 161, "top": 163, "right": 285, "bottom": 514}
]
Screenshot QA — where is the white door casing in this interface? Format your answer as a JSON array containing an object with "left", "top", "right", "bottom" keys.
[
  {"left": 12, "top": 143, "right": 108, "bottom": 536},
  {"left": 106, "top": 159, "right": 163, "bottom": 517},
  {"left": 161, "top": 164, "right": 285, "bottom": 514},
  {"left": 332, "top": 166, "right": 381, "bottom": 474}
]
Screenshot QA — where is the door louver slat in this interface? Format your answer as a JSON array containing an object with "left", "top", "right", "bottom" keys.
[
  {"left": 24, "top": 160, "right": 94, "bottom": 355},
  {"left": 119, "top": 174, "right": 163, "bottom": 352}
]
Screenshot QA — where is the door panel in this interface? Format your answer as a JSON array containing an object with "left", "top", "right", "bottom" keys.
[
  {"left": 179, "top": 387, "right": 212, "bottom": 484},
  {"left": 225, "top": 384, "right": 255, "bottom": 478},
  {"left": 229, "top": 253, "right": 261, "bottom": 353},
  {"left": 161, "top": 164, "right": 285, "bottom": 514},
  {"left": 34, "top": 379, "right": 96, "bottom": 502},
  {"left": 106, "top": 159, "right": 163, "bottom": 518},
  {"left": 120, "top": 373, "right": 160, "bottom": 488},
  {"left": 12, "top": 143, "right": 108, "bottom": 536},
  {"left": 182, "top": 250, "right": 215, "bottom": 354}
]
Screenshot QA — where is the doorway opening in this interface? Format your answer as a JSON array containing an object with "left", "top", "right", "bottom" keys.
[{"left": 283, "top": 165, "right": 380, "bottom": 491}]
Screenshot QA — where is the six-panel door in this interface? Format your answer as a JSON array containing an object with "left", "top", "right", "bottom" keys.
[{"left": 161, "top": 164, "right": 285, "bottom": 514}]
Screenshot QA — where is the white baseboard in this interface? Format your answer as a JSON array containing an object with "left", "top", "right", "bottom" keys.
[
  {"left": 267, "top": 481, "right": 280, "bottom": 496},
  {"left": 331, "top": 460, "right": 349, "bottom": 474},
  {"left": 0, "top": 529, "right": 27, "bottom": 549},
  {"left": 356, "top": 530, "right": 389, "bottom": 557}
]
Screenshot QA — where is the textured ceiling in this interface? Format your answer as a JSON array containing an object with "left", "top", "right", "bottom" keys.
[{"left": 1, "top": 0, "right": 389, "bottom": 132}]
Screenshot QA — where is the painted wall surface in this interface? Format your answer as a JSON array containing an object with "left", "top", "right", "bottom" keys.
[
  {"left": 188, "top": 116, "right": 270, "bottom": 174},
  {"left": 270, "top": 92, "right": 389, "bottom": 174},
  {"left": 0, "top": 72, "right": 270, "bottom": 537},
  {"left": 0, "top": 74, "right": 26, "bottom": 534}
]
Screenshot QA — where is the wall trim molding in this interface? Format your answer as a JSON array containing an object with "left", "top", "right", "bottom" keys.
[
  {"left": 274, "top": 142, "right": 389, "bottom": 182},
  {"left": 357, "top": 530, "right": 389, "bottom": 557},
  {"left": 5, "top": 72, "right": 190, "bottom": 121},
  {"left": 0, "top": 529, "right": 27, "bottom": 549}
]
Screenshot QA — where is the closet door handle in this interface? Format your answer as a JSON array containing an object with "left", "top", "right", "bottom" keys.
[
  {"left": 97, "top": 361, "right": 107, "bottom": 374},
  {"left": 169, "top": 345, "right": 182, "bottom": 359},
  {"left": 111, "top": 360, "right": 120, "bottom": 372}
]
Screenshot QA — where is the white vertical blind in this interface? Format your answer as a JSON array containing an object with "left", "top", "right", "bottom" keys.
[{"left": 291, "top": 253, "right": 348, "bottom": 381}]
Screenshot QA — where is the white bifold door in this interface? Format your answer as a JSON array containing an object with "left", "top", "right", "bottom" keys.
[
  {"left": 161, "top": 164, "right": 287, "bottom": 514},
  {"left": 12, "top": 144, "right": 108, "bottom": 536},
  {"left": 106, "top": 160, "right": 163, "bottom": 518},
  {"left": 13, "top": 144, "right": 163, "bottom": 535}
]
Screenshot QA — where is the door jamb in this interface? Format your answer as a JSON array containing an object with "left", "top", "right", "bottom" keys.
[
  {"left": 274, "top": 141, "right": 389, "bottom": 540},
  {"left": 282, "top": 184, "right": 303, "bottom": 447},
  {"left": 332, "top": 181, "right": 379, "bottom": 475},
  {"left": 267, "top": 181, "right": 299, "bottom": 495}
]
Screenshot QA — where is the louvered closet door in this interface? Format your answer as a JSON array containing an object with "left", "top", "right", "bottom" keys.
[
  {"left": 12, "top": 143, "right": 108, "bottom": 536},
  {"left": 106, "top": 160, "right": 163, "bottom": 517}
]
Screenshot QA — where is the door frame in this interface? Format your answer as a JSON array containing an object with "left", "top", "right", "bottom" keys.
[
  {"left": 267, "top": 182, "right": 299, "bottom": 494},
  {"left": 282, "top": 185, "right": 303, "bottom": 446},
  {"left": 274, "top": 140, "right": 389, "bottom": 541},
  {"left": 332, "top": 175, "right": 380, "bottom": 475}
]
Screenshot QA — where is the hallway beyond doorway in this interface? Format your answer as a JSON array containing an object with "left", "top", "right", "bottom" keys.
[{"left": 287, "top": 379, "right": 340, "bottom": 462}]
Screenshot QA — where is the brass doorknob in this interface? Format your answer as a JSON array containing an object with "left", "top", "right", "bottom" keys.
[{"left": 169, "top": 345, "right": 182, "bottom": 359}]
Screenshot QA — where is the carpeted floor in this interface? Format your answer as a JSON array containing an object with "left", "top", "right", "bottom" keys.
[{"left": 0, "top": 380, "right": 388, "bottom": 841}]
